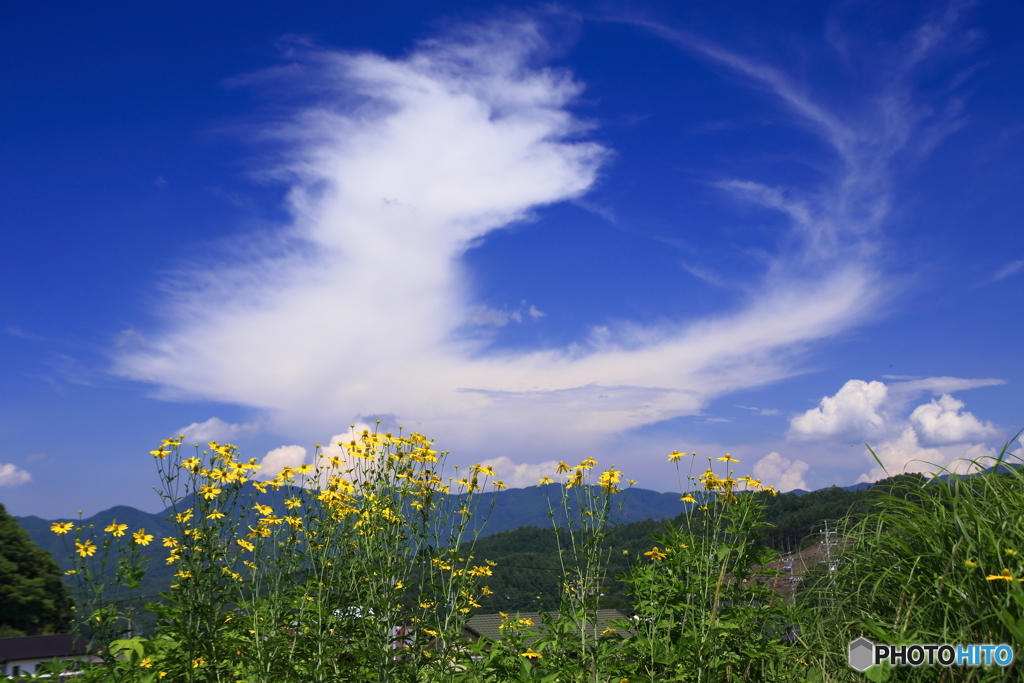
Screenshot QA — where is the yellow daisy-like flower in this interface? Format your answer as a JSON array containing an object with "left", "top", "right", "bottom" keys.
[
  {"left": 521, "top": 648, "right": 542, "bottom": 660},
  {"left": 192, "top": 657, "right": 205, "bottom": 668},
  {"left": 75, "top": 540, "right": 97, "bottom": 557},
  {"left": 198, "top": 484, "right": 222, "bottom": 500},
  {"left": 295, "top": 463, "right": 314, "bottom": 475},
  {"left": 51, "top": 522, "right": 74, "bottom": 535},
  {"left": 492, "top": 480, "right": 508, "bottom": 490},
  {"left": 133, "top": 529, "right": 154, "bottom": 546},
  {"left": 681, "top": 494, "right": 698, "bottom": 504},
  {"left": 162, "top": 537, "right": 179, "bottom": 548},
  {"left": 105, "top": 521, "right": 128, "bottom": 537},
  {"left": 555, "top": 461, "right": 571, "bottom": 474},
  {"left": 538, "top": 476, "right": 554, "bottom": 485},
  {"left": 64, "top": 569, "right": 77, "bottom": 575},
  {"left": 284, "top": 497, "right": 302, "bottom": 510},
  {"left": 252, "top": 481, "right": 269, "bottom": 493},
  {"left": 668, "top": 450, "right": 682, "bottom": 462},
  {"left": 644, "top": 546, "right": 668, "bottom": 561},
  {"left": 139, "top": 657, "right": 153, "bottom": 668},
  {"left": 1006, "top": 549, "right": 1019, "bottom": 556},
  {"left": 578, "top": 457, "right": 598, "bottom": 470},
  {"left": 174, "top": 509, "right": 194, "bottom": 524},
  {"left": 964, "top": 559, "right": 978, "bottom": 567},
  {"left": 236, "top": 539, "right": 255, "bottom": 552},
  {"left": 253, "top": 503, "right": 273, "bottom": 516},
  {"left": 181, "top": 457, "right": 202, "bottom": 472},
  {"left": 207, "top": 510, "right": 225, "bottom": 520},
  {"left": 716, "top": 454, "right": 739, "bottom": 463},
  {"left": 985, "top": 569, "right": 1021, "bottom": 581}
]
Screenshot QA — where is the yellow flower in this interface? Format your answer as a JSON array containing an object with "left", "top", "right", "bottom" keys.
[
  {"left": 105, "top": 520, "right": 128, "bottom": 537},
  {"left": 295, "top": 463, "right": 314, "bottom": 475},
  {"left": 139, "top": 657, "right": 153, "bottom": 668},
  {"left": 602, "top": 627, "right": 616, "bottom": 635},
  {"left": 150, "top": 447, "right": 168, "bottom": 459},
  {"left": 1006, "top": 549, "right": 1019, "bottom": 556},
  {"left": 51, "top": 522, "right": 74, "bottom": 535},
  {"left": 492, "top": 480, "right": 508, "bottom": 490},
  {"left": 598, "top": 467, "right": 622, "bottom": 489},
  {"left": 198, "top": 484, "right": 222, "bottom": 500},
  {"left": 133, "top": 529, "right": 154, "bottom": 546},
  {"left": 192, "top": 657, "right": 205, "bottom": 668},
  {"left": 237, "top": 539, "right": 255, "bottom": 552},
  {"left": 964, "top": 559, "right": 978, "bottom": 567},
  {"left": 75, "top": 540, "right": 97, "bottom": 557},
  {"left": 174, "top": 509, "right": 194, "bottom": 524},
  {"left": 681, "top": 494, "right": 697, "bottom": 504},
  {"left": 162, "top": 537, "right": 179, "bottom": 548},
  {"left": 555, "top": 461, "right": 571, "bottom": 474},
  {"left": 644, "top": 546, "right": 667, "bottom": 561},
  {"left": 538, "top": 476, "right": 554, "bottom": 485},
  {"left": 578, "top": 457, "right": 598, "bottom": 470},
  {"left": 986, "top": 569, "right": 1016, "bottom": 581},
  {"left": 716, "top": 454, "right": 739, "bottom": 463},
  {"left": 158, "top": 672, "right": 167, "bottom": 679},
  {"left": 481, "top": 586, "right": 494, "bottom": 596},
  {"left": 207, "top": 510, "right": 225, "bottom": 520},
  {"left": 64, "top": 569, "right": 77, "bottom": 575},
  {"left": 668, "top": 450, "right": 682, "bottom": 462},
  {"left": 252, "top": 481, "right": 269, "bottom": 493},
  {"left": 253, "top": 503, "right": 273, "bottom": 516},
  {"left": 421, "top": 628, "right": 439, "bottom": 637},
  {"left": 284, "top": 497, "right": 302, "bottom": 510},
  {"left": 521, "top": 648, "right": 542, "bottom": 660},
  {"left": 181, "top": 457, "right": 202, "bottom": 472}
]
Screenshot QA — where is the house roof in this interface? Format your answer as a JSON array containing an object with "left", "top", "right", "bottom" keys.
[
  {"left": 0, "top": 634, "right": 90, "bottom": 662},
  {"left": 465, "top": 609, "right": 631, "bottom": 643}
]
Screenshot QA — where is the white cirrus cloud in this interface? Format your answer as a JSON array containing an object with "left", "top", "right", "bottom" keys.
[
  {"left": 752, "top": 452, "right": 809, "bottom": 492},
  {"left": 111, "top": 13, "right": 974, "bottom": 475},
  {"left": 0, "top": 463, "right": 32, "bottom": 487},
  {"left": 789, "top": 380, "right": 889, "bottom": 439},
  {"left": 909, "top": 394, "right": 998, "bottom": 444}
]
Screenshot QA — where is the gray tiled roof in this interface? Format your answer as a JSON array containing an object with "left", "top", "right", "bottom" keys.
[
  {"left": 0, "top": 634, "right": 90, "bottom": 662},
  {"left": 464, "top": 609, "right": 631, "bottom": 643}
]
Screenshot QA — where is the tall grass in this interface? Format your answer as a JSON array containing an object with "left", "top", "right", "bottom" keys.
[{"left": 800, "top": 435, "right": 1024, "bottom": 682}]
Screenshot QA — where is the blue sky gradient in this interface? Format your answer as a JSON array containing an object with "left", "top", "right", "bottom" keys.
[{"left": 2, "top": 0, "right": 1022, "bottom": 517}]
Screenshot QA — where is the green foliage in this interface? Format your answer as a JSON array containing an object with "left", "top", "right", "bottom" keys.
[{"left": 0, "top": 501, "right": 73, "bottom": 636}]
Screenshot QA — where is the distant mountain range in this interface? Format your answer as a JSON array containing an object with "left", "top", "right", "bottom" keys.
[{"left": 15, "top": 480, "right": 880, "bottom": 574}]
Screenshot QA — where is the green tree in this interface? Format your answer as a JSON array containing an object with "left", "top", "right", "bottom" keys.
[{"left": 0, "top": 501, "right": 73, "bottom": 636}]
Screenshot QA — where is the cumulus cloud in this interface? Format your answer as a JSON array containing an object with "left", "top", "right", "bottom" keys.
[
  {"left": 909, "top": 394, "right": 998, "bottom": 444},
  {"left": 474, "top": 456, "right": 560, "bottom": 489},
  {"left": 752, "top": 452, "right": 809, "bottom": 491},
  {"left": 789, "top": 380, "right": 889, "bottom": 439},
  {"left": 255, "top": 445, "right": 308, "bottom": 480},
  {"left": 0, "top": 463, "right": 32, "bottom": 487},
  {"left": 855, "top": 427, "right": 997, "bottom": 483},
  {"left": 792, "top": 378, "right": 1004, "bottom": 484},
  {"left": 175, "top": 417, "right": 266, "bottom": 444},
  {"left": 111, "top": 12, "right": 977, "bottom": 477}
]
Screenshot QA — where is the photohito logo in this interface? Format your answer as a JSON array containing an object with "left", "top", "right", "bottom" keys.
[{"left": 848, "top": 637, "right": 1014, "bottom": 671}]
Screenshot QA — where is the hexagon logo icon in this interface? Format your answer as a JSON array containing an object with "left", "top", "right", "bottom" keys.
[{"left": 848, "top": 637, "right": 875, "bottom": 672}]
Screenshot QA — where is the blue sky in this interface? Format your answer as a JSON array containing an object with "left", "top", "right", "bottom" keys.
[{"left": 2, "top": 0, "right": 1022, "bottom": 518}]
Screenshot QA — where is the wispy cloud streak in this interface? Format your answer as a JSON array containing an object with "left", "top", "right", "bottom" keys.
[{"left": 114, "top": 11, "right": 973, "bottom": 471}]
